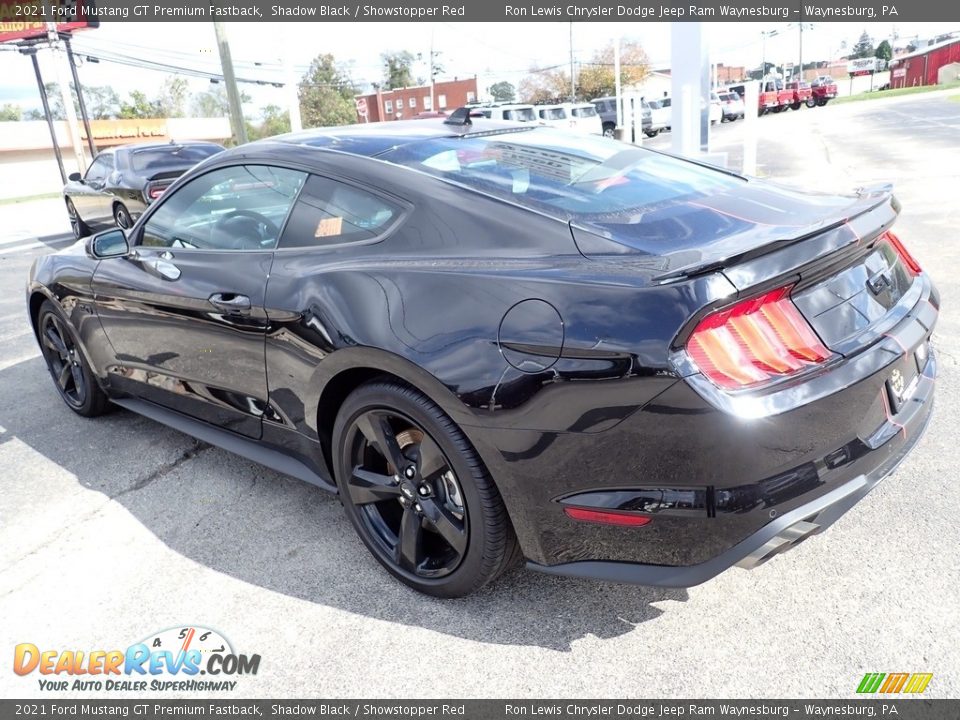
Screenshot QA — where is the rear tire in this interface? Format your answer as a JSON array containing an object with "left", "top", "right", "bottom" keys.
[
  {"left": 806, "top": 98, "right": 816, "bottom": 108},
  {"left": 791, "top": 102, "right": 802, "bottom": 111},
  {"left": 113, "top": 203, "right": 133, "bottom": 230},
  {"left": 602, "top": 123, "right": 616, "bottom": 138},
  {"left": 37, "top": 300, "right": 110, "bottom": 418},
  {"left": 644, "top": 130, "right": 659, "bottom": 138},
  {"left": 333, "top": 381, "right": 520, "bottom": 598}
]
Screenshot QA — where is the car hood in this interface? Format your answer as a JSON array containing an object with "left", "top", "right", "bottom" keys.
[{"left": 569, "top": 177, "right": 893, "bottom": 280}]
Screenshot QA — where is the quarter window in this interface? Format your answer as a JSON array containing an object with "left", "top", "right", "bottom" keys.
[
  {"left": 140, "top": 165, "right": 306, "bottom": 251},
  {"left": 278, "top": 175, "right": 400, "bottom": 248}
]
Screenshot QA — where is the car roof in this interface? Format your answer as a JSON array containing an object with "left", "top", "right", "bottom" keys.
[{"left": 252, "top": 117, "right": 532, "bottom": 159}]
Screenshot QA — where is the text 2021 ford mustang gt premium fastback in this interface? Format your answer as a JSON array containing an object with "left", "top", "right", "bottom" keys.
[{"left": 27, "top": 115, "right": 938, "bottom": 597}]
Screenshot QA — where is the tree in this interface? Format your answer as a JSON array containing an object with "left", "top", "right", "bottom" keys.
[
  {"left": 158, "top": 77, "right": 189, "bottom": 118},
  {"left": 488, "top": 81, "right": 516, "bottom": 103},
  {"left": 83, "top": 86, "right": 120, "bottom": 120},
  {"left": 298, "top": 53, "right": 357, "bottom": 128},
  {"left": 381, "top": 51, "right": 416, "bottom": 89},
  {"left": 576, "top": 39, "right": 650, "bottom": 99},
  {"left": 875, "top": 40, "right": 893, "bottom": 62},
  {"left": 119, "top": 90, "right": 163, "bottom": 119},
  {"left": 518, "top": 68, "right": 570, "bottom": 104},
  {"left": 0, "top": 103, "right": 22, "bottom": 121},
  {"left": 850, "top": 31, "right": 875, "bottom": 59},
  {"left": 246, "top": 104, "right": 291, "bottom": 141},
  {"left": 190, "top": 85, "right": 250, "bottom": 118}
]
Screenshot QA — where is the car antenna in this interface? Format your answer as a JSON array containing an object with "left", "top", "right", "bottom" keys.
[{"left": 443, "top": 107, "right": 472, "bottom": 126}]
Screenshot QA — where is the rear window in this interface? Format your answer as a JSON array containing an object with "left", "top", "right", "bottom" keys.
[
  {"left": 130, "top": 144, "right": 223, "bottom": 174},
  {"left": 572, "top": 106, "right": 597, "bottom": 118},
  {"left": 379, "top": 128, "right": 743, "bottom": 233},
  {"left": 504, "top": 108, "right": 536, "bottom": 122}
]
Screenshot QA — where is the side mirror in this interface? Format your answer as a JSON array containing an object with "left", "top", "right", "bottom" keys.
[
  {"left": 86, "top": 229, "right": 129, "bottom": 259},
  {"left": 68, "top": 172, "right": 82, "bottom": 182}
]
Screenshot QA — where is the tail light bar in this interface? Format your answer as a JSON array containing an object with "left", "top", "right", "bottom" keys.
[
  {"left": 884, "top": 231, "right": 922, "bottom": 275},
  {"left": 686, "top": 285, "right": 831, "bottom": 390},
  {"left": 146, "top": 184, "right": 169, "bottom": 201}
]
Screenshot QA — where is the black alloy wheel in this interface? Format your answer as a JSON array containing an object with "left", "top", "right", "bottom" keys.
[
  {"left": 37, "top": 301, "right": 109, "bottom": 417},
  {"left": 334, "top": 381, "right": 519, "bottom": 597},
  {"left": 114, "top": 203, "right": 133, "bottom": 230}
]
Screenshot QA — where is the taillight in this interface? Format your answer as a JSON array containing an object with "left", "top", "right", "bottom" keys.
[
  {"left": 686, "top": 286, "right": 831, "bottom": 390},
  {"left": 884, "top": 231, "right": 922, "bottom": 275},
  {"left": 147, "top": 185, "right": 167, "bottom": 200},
  {"left": 563, "top": 506, "right": 652, "bottom": 527}
]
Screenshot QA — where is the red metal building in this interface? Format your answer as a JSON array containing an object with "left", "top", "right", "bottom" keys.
[
  {"left": 356, "top": 78, "right": 479, "bottom": 123},
  {"left": 889, "top": 38, "right": 960, "bottom": 88}
]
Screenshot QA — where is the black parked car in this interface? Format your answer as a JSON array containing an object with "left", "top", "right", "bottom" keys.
[
  {"left": 28, "top": 116, "right": 937, "bottom": 597},
  {"left": 63, "top": 141, "right": 224, "bottom": 238}
]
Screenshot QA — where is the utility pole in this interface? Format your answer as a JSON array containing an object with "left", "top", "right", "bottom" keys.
[
  {"left": 429, "top": 28, "right": 436, "bottom": 111},
  {"left": 283, "top": 47, "right": 302, "bottom": 133},
  {"left": 63, "top": 36, "right": 96, "bottom": 158},
  {"left": 569, "top": 22, "right": 575, "bottom": 101},
  {"left": 213, "top": 20, "right": 247, "bottom": 145}
]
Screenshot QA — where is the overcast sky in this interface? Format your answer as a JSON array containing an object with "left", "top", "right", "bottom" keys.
[{"left": 0, "top": 21, "right": 952, "bottom": 112}]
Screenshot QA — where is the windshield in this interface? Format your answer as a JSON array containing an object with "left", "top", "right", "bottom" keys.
[
  {"left": 504, "top": 108, "right": 536, "bottom": 122},
  {"left": 130, "top": 144, "right": 223, "bottom": 174},
  {"left": 379, "top": 128, "right": 744, "bottom": 243}
]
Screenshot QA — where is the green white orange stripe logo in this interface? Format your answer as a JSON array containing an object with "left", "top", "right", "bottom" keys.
[{"left": 857, "top": 673, "right": 933, "bottom": 694}]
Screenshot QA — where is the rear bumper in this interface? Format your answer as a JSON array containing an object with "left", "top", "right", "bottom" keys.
[{"left": 527, "top": 374, "right": 933, "bottom": 587}]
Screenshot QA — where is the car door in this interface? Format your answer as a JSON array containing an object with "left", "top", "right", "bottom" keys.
[
  {"left": 74, "top": 154, "right": 113, "bottom": 228},
  {"left": 91, "top": 163, "right": 307, "bottom": 438}
]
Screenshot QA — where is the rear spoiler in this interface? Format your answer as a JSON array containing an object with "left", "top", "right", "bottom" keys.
[{"left": 651, "top": 185, "right": 898, "bottom": 284}]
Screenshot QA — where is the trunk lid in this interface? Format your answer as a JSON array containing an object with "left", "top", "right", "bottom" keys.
[{"left": 572, "top": 181, "right": 914, "bottom": 355}]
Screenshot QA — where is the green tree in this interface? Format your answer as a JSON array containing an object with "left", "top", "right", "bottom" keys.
[
  {"left": 875, "top": 39, "right": 893, "bottom": 62},
  {"left": 83, "top": 86, "right": 120, "bottom": 120},
  {"left": 298, "top": 53, "right": 357, "bottom": 128},
  {"left": 381, "top": 51, "right": 416, "bottom": 89},
  {"left": 119, "top": 90, "right": 163, "bottom": 119},
  {"left": 246, "top": 104, "right": 291, "bottom": 140},
  {"left": 487, "top": 81, "right": 516, "bottom": 102},
  {"left": 158, "top": 77, "right": 189, "bottom": 118},
  {"left": 0, "top": 103, "right": 22, "bottom": 121},
  {"left": 850, "top": 30, "right": 875, "bottom": 59}
]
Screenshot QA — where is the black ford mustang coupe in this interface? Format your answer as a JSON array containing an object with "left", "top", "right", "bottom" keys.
[
  {"left": 63, "top": 141, "right": 224, "bottom": 238},
  {"left": 28, "top": 115, "right": 937, "bottom": 597}
]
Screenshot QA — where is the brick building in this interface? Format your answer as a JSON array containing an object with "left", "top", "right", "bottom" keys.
[{"left": 356, "top": 77, "right": 479, "bottom": 123}]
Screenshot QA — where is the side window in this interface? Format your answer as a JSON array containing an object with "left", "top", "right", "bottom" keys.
[
  {"left": 85, "top": 155, "right": 111, "bottom": 182},
  {"left": 279, "top": 175, "right": 401, "bottom": 249},
  {"left": 140, "top": 165, "right": 306, "bottom": 251}
]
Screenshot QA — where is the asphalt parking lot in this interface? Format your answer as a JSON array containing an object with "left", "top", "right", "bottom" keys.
[{"left": 1, "top": 90, "right": 959, "bottom": 699}]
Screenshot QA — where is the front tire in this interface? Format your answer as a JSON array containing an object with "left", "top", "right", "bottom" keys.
[
  {"left": 37, "top": 300, "right": 110, "bottom": 418},
  {"left": 791, "top": 101, "right": 802, "bottom": 111},
  {"left": 333, "top": 381, "right": 519, "bottom": 598},
  {"left": 65, "top": 197, "right": 90, "bottom": 239},
  {"left": 806, "top": 97, "right": 816, "bottom": 108},
  {"left": 602, "top": 123, "right": 616, "bottom": 138}
]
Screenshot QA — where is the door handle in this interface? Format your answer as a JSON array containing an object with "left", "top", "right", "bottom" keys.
[{"left": 209, "top": 293, "right": 252, "bottom": 315}]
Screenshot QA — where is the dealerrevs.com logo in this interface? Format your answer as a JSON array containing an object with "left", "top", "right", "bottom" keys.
[{"left": 13, "top": 625, "right": 261, "bottom": 692}]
